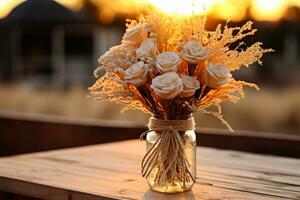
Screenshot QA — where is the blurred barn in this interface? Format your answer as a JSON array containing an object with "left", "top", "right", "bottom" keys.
[{"left": 0, "top": 0, "right": 123, "bottom": 88}]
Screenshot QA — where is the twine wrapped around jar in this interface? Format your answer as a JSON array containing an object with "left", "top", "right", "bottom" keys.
[{"left": 141, "top": 116, "right": 196, "bottom": 189}]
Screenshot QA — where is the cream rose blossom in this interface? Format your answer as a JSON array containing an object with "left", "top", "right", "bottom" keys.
[
  {"left": 136, "top": 38, "right": 157, "bottom": 60},
  {"left": 179, "top": 75, "right": 200, "bottom": 97},
  {"left": 205, "top": 63, "right": 232, "bottom": 88},
  {"left": 181, "top": 41, "right": 208, "bottom": 64},
  {"left": 156, "top": 52, "right": 181, "bottom": 74},
  {"left": 124, "top": 61, "right": 148, "bottom": 87},
  {"left": 122, "top": 25, "right": 147, "bottom": 46},
  {"left": 151, "top": 72, "right": 183, "bottom": 100}
]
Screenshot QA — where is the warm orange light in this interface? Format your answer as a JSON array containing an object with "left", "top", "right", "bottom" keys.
[
  {"left": 55, "top": 0, "right": 83, "bottom": 11},
  {"left": 251, "top": 0, "right": 288, "bottom": 21},
  {"left": 99, "top": 10, "right": 115, "bottom": 24},
  {"left": 292, "top": 0, "right": 300, "bottom": 7},
  {"left": 147, "top": 0, "right": 214, "bottom": 15},
  {"left": 1, "top": 0, "right": 300, "bottom": 22},
  {"left": 211, "top": 0, "right": 249, "bottom": 21}
]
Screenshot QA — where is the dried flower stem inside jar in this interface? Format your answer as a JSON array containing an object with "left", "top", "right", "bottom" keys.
[{"left": 142, "top": 116, "right": 196, "bottom": 193}]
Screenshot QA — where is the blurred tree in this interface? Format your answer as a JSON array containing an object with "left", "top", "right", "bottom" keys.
[
  {"left": 283, "top": 6, "right": 300, "bottom": 23},
  {"left": 78, "top": 0, "right": 100, "bottom": 23}
]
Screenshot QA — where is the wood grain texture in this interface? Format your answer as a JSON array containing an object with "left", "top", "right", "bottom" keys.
[{"left": 0, "top": 140, "right": 299, "bottom": 200}]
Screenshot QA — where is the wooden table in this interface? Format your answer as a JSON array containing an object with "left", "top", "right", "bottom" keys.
[{"left": 0, "top": 140, "right": 299, "bottom": 200}]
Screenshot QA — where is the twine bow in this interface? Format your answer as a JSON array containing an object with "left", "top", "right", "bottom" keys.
[{"left": 141, "top": 117, "right": 196, "bottom": 189}]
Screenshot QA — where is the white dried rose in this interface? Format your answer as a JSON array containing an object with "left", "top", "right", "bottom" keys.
[
  {"left": 151, "top": 72, "right": 183, "bottom": 100},
  {"left": 205, "top": 63, "right": 232, "bottom": 88},
  {"left": 156, "top": 52, "right": 181, "bottom": 74},
  {"left": 124, "top": 61, "right": 148, "bottom": 87},
  {"left": 181, "top": 41, "right": 208, "bottom": 64},
  {"left": 136, "top": 38, "right": 157, "bottom": 60},
  {"left": 180, "top": 75, "right": 200, "bottom": 97},
  {"left": 122, "top": 24, "right": 147, "bottom": 46}
]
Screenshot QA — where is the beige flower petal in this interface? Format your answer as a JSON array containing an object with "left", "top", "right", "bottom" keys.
[{"left": 151, "top": 72, "right": 183, "bottom": 100}]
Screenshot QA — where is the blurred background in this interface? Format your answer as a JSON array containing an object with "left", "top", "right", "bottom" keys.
[{"left": 0, "top": 0, "right": 300, "bottom": 137}]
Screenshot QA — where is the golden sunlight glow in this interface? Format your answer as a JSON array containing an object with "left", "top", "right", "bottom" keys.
[
  {"left": 211, "top": 0, "right": 250, "bottom": 21},
  {"left": 0, "top": 0, "right": 24, "bottom": 19},
  {"left": 55, "top": 0, "right": 83, "bottom": 11},
  {"left": 147, "top": 0, "right": 214, "bottom": 15},
  {"left": 293, "top": 0, "right": 300, "bottom": 7},
  {"left": 251, "top": 0, "right": 288, "bottom": 21},
  {"left": 0, "top": 0, "right": 300, "bottom": 22}
]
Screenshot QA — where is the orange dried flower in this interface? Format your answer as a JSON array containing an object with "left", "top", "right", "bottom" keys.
[{"left": 89, "top": 9, "right": 272, "bottom": 130}]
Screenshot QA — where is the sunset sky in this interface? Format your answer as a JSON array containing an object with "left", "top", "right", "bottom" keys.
[{"left": 0, "top": 0, "right": 299, "bottom": 22}]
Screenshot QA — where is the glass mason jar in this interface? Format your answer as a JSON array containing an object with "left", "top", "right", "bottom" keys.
[{"left": 145, "top": 118, "right": 197, "bottom": 193}]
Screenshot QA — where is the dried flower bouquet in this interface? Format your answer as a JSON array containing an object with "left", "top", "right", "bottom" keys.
[{"left": 89, "top": 10, "right": 272, "bottom": 192}]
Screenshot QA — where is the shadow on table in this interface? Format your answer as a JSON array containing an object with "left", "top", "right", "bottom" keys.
[{"left": 143, "top": 189, "right": 196, "bottom": 200}]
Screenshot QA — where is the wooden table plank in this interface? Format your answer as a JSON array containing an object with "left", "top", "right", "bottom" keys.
[{"left": 0, "top": 140, "right": 299, "bottom": 200}]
